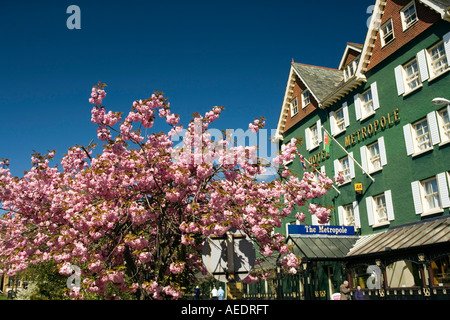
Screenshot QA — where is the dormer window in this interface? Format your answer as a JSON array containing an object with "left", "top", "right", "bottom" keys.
[
  {"left": 344, "top": 56, "right": 360, "bottom": 81},
  {"left": 290, "top": 97, "right": 298, "bottom": 116},
  {"left": 380, "top": 19, "right": 394, "bottom": 47},
  {"left": 302, "top": 90, "right": 310, "bottom": 108}
]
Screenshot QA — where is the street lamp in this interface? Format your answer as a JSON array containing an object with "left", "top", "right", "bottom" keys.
[{"left": 431, "top": 97, "right": 450, "bottom": 105}]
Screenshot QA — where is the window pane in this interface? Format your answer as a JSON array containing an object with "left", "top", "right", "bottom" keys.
[
  {"left": 423, "top": 178, "right": 441, "bottom": 210},
  {"left": 374, "top": 195, "right": 387, "bottom": 224},
  {"left": 414, "top": 119, "right": 431, "bottom": 151}
]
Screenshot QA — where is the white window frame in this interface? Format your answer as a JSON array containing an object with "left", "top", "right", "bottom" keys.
[
  {"left": 302, "top": 90, "right": 310, "bottom": 109},
  {"left": 411, "top": 173, "right": 450, "bottom": 216},
  {"left": 360, "top": 137, "right": 387, "bottom": 174},
  {"left": 403, "top": 112, "right": 440, "bottom": 156},
  {"left": 329, "top": 103, "right": 350, "bottom": 136},
  {"left": 366, "top": 190, "right": 394, "bottom": 228},
  {"left": 338, "top": 201, "right": 361, "bottom": 229},
  {"left": 380, "top": 19, "right": 395, "bottom": 47},
  {"left": 354, "top": 82, "right": 380, "bottom": 121},
  {"left": 334, "top": 152, "right": 355, "bottom": 185},
  {"left": 437, "top": 106, "right": 450, "bottom": 145},
  {"left": 343, "top": 57, "right": 360, "bottom": 82},
  {"left": 404, "top": 58, "right": 421, "bottom": 93},
  {"left": 305, "top": 119, "right": 322, "bottom": 151},
  {"left": 400, "top": 1, "right": 418, "bottom": 31},
  {"left": 290, "top": 97, "right": 298, "bottom": 116},
  {"left": 426, "top": 41, "right": 449, "bottom": 79}
]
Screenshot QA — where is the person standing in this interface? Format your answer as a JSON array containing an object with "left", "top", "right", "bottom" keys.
[
  {"left": 194, "top": 286, "right": 201, "bottom": 300},
  {"left": 355, "top": 285, "right": 364, "bottom": 300},
  {"left": 218, "top": 286, "right": 225, "bottom": 300},
  {"left": 340, "top": 280, "right": 351, "bottom": 300},
  {"left": 211, "top": 286, "right": 218, "bottom": 300}
]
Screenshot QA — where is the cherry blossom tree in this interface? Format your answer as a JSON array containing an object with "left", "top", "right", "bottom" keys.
[{"left": 0, "top": 83, "right": 338, "bottom": 300}]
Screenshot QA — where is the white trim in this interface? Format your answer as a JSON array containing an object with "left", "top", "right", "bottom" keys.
[
  {"left": 378, "top": 136, "right": 387, "bottom": 166},
  {"left": 385, "top": 190, "right": 395, "bottom": 221},
  {"left": 437, "top": 172, "right": 450, "bottom": 208},
  {"left": 305, "top": 127, "right": 311, "bottom": 150},
  {"left": 403, "top": 124, "right": 414, "bottom": 156},
  {"left": 343, "top": 102, "right": 350, "bottom": 127},
  {"left": 360, "top": 145, "right": 368, "bottom": 173},
  {"left": 354, "top": 93, "right": 361, "bottom": 120},
  {"left": 349, "top": 151, "right": 355, "bottom": 179},
  {"left": 329, "top": 111, "right": 336, "bottom": 136},
  {"left": 338, "top": 206, "right": 344, "bottom": 225},
  {"left": 417, "top": 49, "right": 430, "bottom": 83},
  {"left": 371, "top": 82, "right": 380, "bottom": 110},
  {"left": 317, "top": 119, "right": 323, "bottom": 143},
  {"left": 411, "top": 180, "right": 423, "bottom": 214},
  {"left": 427, "top": 111, "right": 441, "bottom": 145},
  {"left": 353, "top": 201, "right": 361, "bottom": 229},
  {"left": 394, "top": 65, "right": 405, "bottom": 96},
  {"left": 366, "top": 197, "right": 374, "bottom": 226}
]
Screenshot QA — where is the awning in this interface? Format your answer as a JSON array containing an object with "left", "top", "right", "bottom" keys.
[
  {"left": 286, "top": 235, "right": 359, "bottom": 260},
  {"left": 347, "top": 216, "right": 450, "bottom": 257}
]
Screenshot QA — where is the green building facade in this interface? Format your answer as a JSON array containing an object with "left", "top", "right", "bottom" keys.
[{"left": 270, "top": 0, "right": 450, "bottom": 300}]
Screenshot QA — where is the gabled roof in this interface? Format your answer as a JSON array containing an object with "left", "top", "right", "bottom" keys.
[
  {"left": 338, "top": 42, "right": 363, "bottom": 71},
  {"left": 291, "top": 63, "right": 343, "bottom": 101}
]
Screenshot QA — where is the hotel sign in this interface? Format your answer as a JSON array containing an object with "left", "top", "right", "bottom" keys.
[
  {"left": 344, "top": 108, "right": 400, "bottom": 148},
  {"left": 288, "top": 224, "right": 355, "bottom": 236}
]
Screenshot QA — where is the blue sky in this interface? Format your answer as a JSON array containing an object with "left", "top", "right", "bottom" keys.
[{"left": 0, "top": 0, "right": 374, "bottom": 177}]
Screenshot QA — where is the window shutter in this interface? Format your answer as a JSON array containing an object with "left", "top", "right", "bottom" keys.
[
  {"left": 394, "top": 65, "right": 405, "bottom": 96},
  {"left": 366, "top": 197, "right": 374, "bottom": 226},
  {"left": 371, "top": 82, "right": 380, "bottom": 110},
  {"left": 329, "top": 111, "right": 336, "bottom": 136},
  {"left": 437, "top": 172, "right": 450, "bottom": 208},
  {"left": 360, "top": 145, "right": 368, "bottom": 173},
  {"left": 354, "top": 94, "right": 361, "bottom": 120},
  {"left": 334, "top": 159, "right": 340, "bottom": 177},
  {"left": 349, "top": 152, "right": 355, "bottom": 179},
  {"left": 403, "top": 124, "right": 414, "bottom": 155},
  {"left": 411, "top": 181, "right": 423, "bottom": 214},
  {"left": 317, "top": 119, "right": 322, "bottom": 143},
  {"left": 427, "top": 111, "right": 440, "bottom": 145},
  {"left": 378, "top": 136, "right": 387, "bottom": 166},
  {"left": 443, "top": 31, "right": 450, "bottom": 65},
  {"left": 305, "top": 128, "right": 310, "bottom": 150},
  {"left": 385, "top": 190, "right": 395, "bottom": 221},
  {"left": 338, "top": 206, "right": 344, "bottom": 225},
  {"left": 417, "top": 49, "right": 429, "bottom": 83},
  {"left": 353, "top": 201, "right": 361, "bottom": 229},
  {"left": 343, "top": 102, "right": 350, "bottom": 127}
]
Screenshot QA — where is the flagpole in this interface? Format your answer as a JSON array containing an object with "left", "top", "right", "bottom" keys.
[{"left": 321, "top": 125, "right": 375, "bottom": 183}]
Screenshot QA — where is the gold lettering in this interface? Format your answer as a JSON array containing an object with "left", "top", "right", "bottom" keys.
[
  {"left": 351, "top": 133, "right": 356, "bottom": 144},
  {"left": 367, "top": 123, "right": 373, "bottom": 136},
  {"left": 356, "top": 129, "right": 361, "bottom": 142},
  {"left": 394, "top": 108, "right": 400, "bottom": 122},
  {"left": 345, "top": 135, "right": 351, "bottom": 147},
  {"left": 374, "top": 120, "right": 379, "bottom": 133},
  {"left": 309, "top": 156, "right": 313, "bottom": 164},
  {"left": 387, "top": 112, "right": 394, "bottom": 125},
  {"left": 361, "top": 127, "right": 367, "bottom": 140}
]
